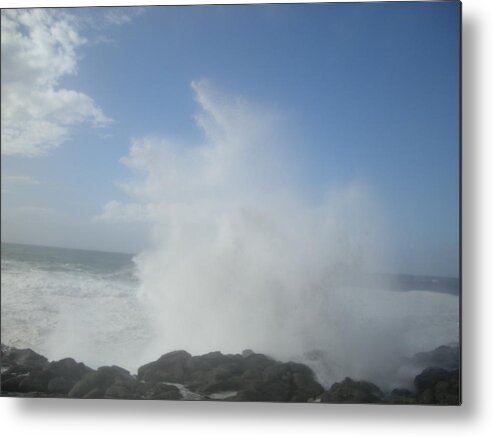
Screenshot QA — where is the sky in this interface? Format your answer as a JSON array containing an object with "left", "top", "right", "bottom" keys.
[{"left": 0, "top": 2, "right": 460, "bottom": 277}]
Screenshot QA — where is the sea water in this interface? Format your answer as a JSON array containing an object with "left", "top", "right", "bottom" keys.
[
  {"left": 1, "top": 242, "right": 459, "bottom": 388},
  {"left": 1, "top": 242, "right": 152, "bottom": 371}
]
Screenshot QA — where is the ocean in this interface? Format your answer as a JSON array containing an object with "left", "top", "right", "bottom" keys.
[
  {"left": 1, "top": 242, "right": 153, "bottom": 372},
  {"left": 1, "top": 242, "right": 460, "bottom": 387}
]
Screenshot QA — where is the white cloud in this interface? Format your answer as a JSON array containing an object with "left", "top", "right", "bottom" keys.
[
  {"left": 103, "top": 9, "right": 133, "bottom": 26},
  {"left": 1, "top": 9, "right": 111, "bottom": 157},
  {"left": 2, "top": 174, "right": 40, "bottom": 185}
]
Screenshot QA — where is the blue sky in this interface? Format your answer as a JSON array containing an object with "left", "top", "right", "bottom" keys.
[{"left": 1, "top": 2, "right": 460, "bottom": 276}]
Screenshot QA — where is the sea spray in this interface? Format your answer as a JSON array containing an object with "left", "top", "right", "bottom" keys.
[{"left": 98, "top": 80, "right": 458, "bottom": 387}]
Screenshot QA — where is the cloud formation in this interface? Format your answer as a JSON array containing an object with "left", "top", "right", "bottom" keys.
[
  {"left": 1, "top": 9, "right": 110, "bottom": 157},
  {"left": 103, "top": 8, "right": 143, "bottom": 27}
]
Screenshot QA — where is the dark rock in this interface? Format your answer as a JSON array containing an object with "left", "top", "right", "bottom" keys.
[
  {"left": 240, "top": 368, "right": 263, "bottom": 381},
  {"left": 68, "top": 365, "right": 134, "bottom": 398},
  {"left": 243, "top": 353, "right": 277, "bottom": 371},
  {"left": 44, "top": 358, "right": 94, "bottom": 394},
  {"left": 290, "top": 366, "right": 325, "bottom": 402},
  {"left": 321, "top": 377, "right": 384, "bottom": 404},
  {"left": 145, "top": 383, "right": 182, "bottom": 400},
  {"left": 130, "top": 381, "right": 182, "bottom": 400},
  {"left": 417, "top": 388, "right": 435, "bottom": 404},
  {"left": 1, "top": 374, "right": 27, "bottom": 392},
  {"left": 386, "top": 388, "right": 417, "bottom": 404},
  {"left": 47, "top": 358, "right": 93, "bottom": 380},
  {"left": 234, "top": 362, "right": 323, "bottom": 402},
  {"left": 414, "top": 367, "right": 455, "bottom": 392},
  {"left": 1, "top": 345, "right": 48, "bottom": 370},
  {"left": 411, "top": 345, "right": 459, "bottom": 370},
  {"left": 138, "top": 350, "right": 192, "bottom": 383},
  {"left": 414, "top": 367, "right": 460, "bottom": 405},
  {"left": 47, "top": 376, "right": 75, "bottom": 395},
  {"left": 105, "top": 378, "right": 139, "bottom": 399},
  {"left": 434, "top": 377, "right": 460, "bottom": 405},
  {"left": 83, "top": 388, "right": 105, "bottom": 399},
  {"left": 199, "top": 377, "right": 243, "bottom": 394},
  {"left": 18, "top": 369, "right": 51, "bottom": 393},
  {"left": 190, "top": 351, "right": 243, "bottom": 372}
]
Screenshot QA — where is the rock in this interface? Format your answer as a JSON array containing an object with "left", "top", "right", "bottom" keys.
[
  {"left": 414, "top": 367, "right": 455, "bottom": 392},
  {"left": 18, "top": 369, "right": 52, "bottom": 393},
  {"left": 1, "top": 374, "right": 27, "bottom": 392},
  {"left": 105, "top": 379, "right": 139, "bottom": 399},
  {"left": 83, "top": 388, "right": 105, "bottom": 399},
  {"left": 234, "top": 362, "right": 323, "bottom": 402},
  {"left": 243, "top": 353, "right": 277, "bottom": 371},
  {"left": 1, "top": 345, "right": 48, "bottom": 370},
  {"left": 411, "top": 345, "right": 459, "bottom": 370},
  {"left": 68, "top": 365, "right": 134, "bottom": 399},
  {"left": 186, "top": 352, "right": 246, "bottom": 393},
  {"left": 434, "top": 377, "right": 460, "bottom": 405},
  {"left": 45, "top": 358, "right": 94, "bottom": 394},
  {"left": 321, "top": 378, "right": 384, "bottom": 404},
  {"left": 414, "top": 367, "right": 460, "bottom": 405},
  {"left": 47, "top": 358, "right": 93, "bottom": 381},
  {"left": 47, "top": 376, "right": 75, "bottom": 395},
  {"left": 138, "top": 351, "right": 192, "bottom": 383},
  {"left": 386, "top": 388, "right": 417, "bottom": 404},
  {"left": 145, "top": 383, "right": 182, "bottom": 400},
  {"left": 190, "top": 351, "right": 243, "bottom": 372}
]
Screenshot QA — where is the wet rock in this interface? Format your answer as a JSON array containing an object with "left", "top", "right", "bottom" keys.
[
  {"left": 414, "top": 367, "right": 455, "bottom": 392},
  {"left": 234, "top": 362, "right": 323, "bottom": 402},
  {"left": 83, "top": 388, "right": 105, "bottom": 399},
  {"left": 1, "top": 374, "right": 27, "bottom": 392},
  {"left": 138, "top": 350, "right": 192, "bottom": 383},
  {"left": 69, "top": 365, "right": 134, "bottom": 398},
  {"left": 1, "top": 344, "right": 48, "bottom": 370},
  {"left": 105, "top": 379, "right": 139, "bottom": 399},
  {"left": 144, "top": 383, "right": 182, "bottom": 400},
  {"left": 321, "top": 378, "right": 384, "bottom": 404},
  {"left": 47, "top": 376, "right": 75, "bottom": 395},
  {"left": 47, "top": 358, "right": 93, "bottom": 381},
  {"left": 186, "top": 352, "right": 246, "bottom": 393},
  {"left": 411, "top": 345, "right": 459, "bottom": 370},
  {"left": 414, "top": 367, "right": 460, "bottom": 405},
  {"left": 45, "top": 358, "right": 94, "bottom": 394},
  {"left": 386, "top": 388, "right": 417, "bottom": 404},
  {"left": 18, "top": 369, "right": 52, "bottom": 393}
]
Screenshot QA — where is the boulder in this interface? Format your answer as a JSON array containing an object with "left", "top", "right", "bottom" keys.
[
  {"left": 18, "top": 369, "right": 52, "bottom": 393},
  {"left": 68, "top": 365, "right": 134, "bottom": 399},
  {"left": 414, "top": 367, "right": 460, "bottom": 405},
  {"left": 137, "top": 351, "right": 192, "bottom": 383},
  {"left": 47, "top": 358, "right": 93, "bottom": 381},
  {"left": 414, "top": 367, "right": 456, "bottom": 392},
  {"left": 321, "top": 378, "right": 384, "bottom": 404},
  {"left": 144, "top": 383, "right": 182, "bottom": 400},
  {"left": 47, "top": 376, "right": 75, "bottom": 395},
  {"left": 234, "top": 362, "right": 323, "bottom": 402},
  {"left": 386, "top": 388, "right": 417, "bottom": 404},
  {"left": 411, "top": 345, "right": 459, "bottom": 370},
  {"left": 1, "top": 345, "right": 48, "bottom": 370},
  {"left": 45, "top": 358, "right": 94, "bottom": 394},
  {"left": 1, "top": 374, "right": 27, "bottom": 392}
]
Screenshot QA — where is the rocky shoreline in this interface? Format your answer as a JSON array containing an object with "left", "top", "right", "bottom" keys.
[{"left": 0, "top": 344, "right": 460, "bottom": 404}]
